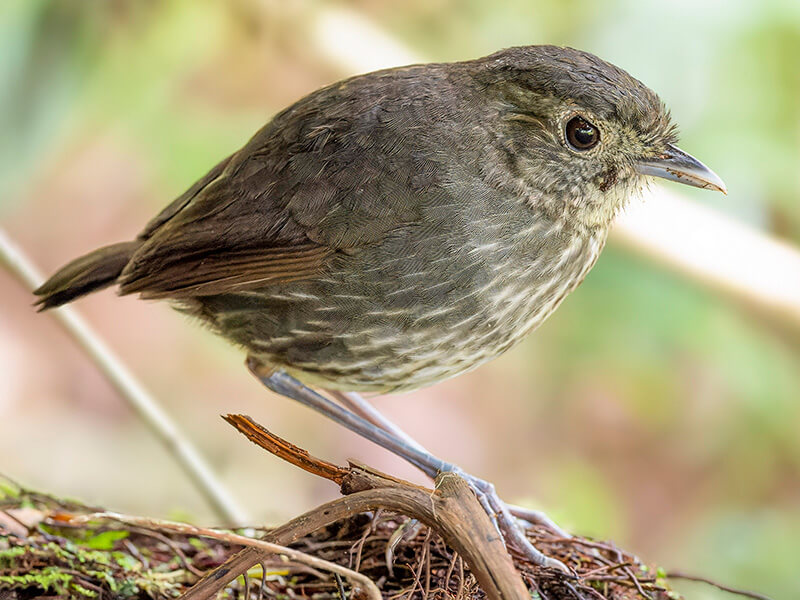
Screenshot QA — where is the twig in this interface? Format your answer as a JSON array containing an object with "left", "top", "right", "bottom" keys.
[
  {"left": 334, "top": 573, "right": 347, "bottom": 600},
  {"left": 69, "top": 511, "right": 381, "bottom": 600},
  {"left": 259, "top": 563, "right": 268, "bottom": 600},
  {"left": 0, "top": 228, "right": 249, "bottom": 527},
  {"left": 222, "top": 414, "right": 347, "bottom": 484},
  {"left": 386, "top": 519, "right": 424, "bottom": 577},
  {"left": 58, "top": 569, "right": 107, "bottom": 597},
  {"left": 562, "top": 580, "right": 583, "bottom": 600},
  {"left": 123, "top": 538, "right": 149, "bottom": 570},
  {"left": 575, "top": 583, "right": 606, "bottom": 600},
  {"left": 350, "top": 509, "right": 380, "bottom": 572},
  {"left": 579, "top": 561, "right": 631, "bottom": 579},
  {"left": 666, "top": 571, "right": 775, "bottom": 600},
  {"left": 456, "top": 554, "right": 465, "bottom": 600},
  {"left": 423, "top": 528, "right": 432, "bottom": 599},
  {"left": 621, "top": 564, "right": 651, "bottom": 600},
  {"left": 444, "top": 551, "right": 459, "bottom": 594},
  {"left": 128, "top": 525, "right": 205, "bottom": 577},
  {"left": 401, "top": 529, "right": 429, "bottom": 600}
]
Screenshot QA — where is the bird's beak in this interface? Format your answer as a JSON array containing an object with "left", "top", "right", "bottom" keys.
[{"left": 635, "top": 144, "right": 727, "bottom": 194}]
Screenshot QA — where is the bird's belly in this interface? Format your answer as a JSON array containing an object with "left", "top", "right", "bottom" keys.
[{"left": 224, "top": 230, "right": 606, "bottom": 393}]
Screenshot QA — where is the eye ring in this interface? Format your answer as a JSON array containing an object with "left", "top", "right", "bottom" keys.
[{"left": 565, "top": 116, "right": 600, "bottom": 151}]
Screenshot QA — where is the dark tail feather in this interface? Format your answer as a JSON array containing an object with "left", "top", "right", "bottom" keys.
[{"left": 33, "top": 241, "right": 140, "bottom": 310}]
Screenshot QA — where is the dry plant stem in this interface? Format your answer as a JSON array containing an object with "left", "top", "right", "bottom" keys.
[
  {"left": 247, "top": 414, "right": 532, "bottom": 600},
  {"left": 69, "top": 511, "right": 381, "bottom": 600},
  {"left": 184, "top": 415, "right": 531, "bottom": 600},
  {"left": 0, "top": 228, "right": 248, "bottom": 527},
  {"left": 224, "top": 413, "right": 348, "bottom": 484}
]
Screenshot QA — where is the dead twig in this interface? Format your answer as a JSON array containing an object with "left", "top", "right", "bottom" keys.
[
  {"left": 222, "top": 414, "right": 347, "bottom": 484},
  {"left": 127, "top": 525, "right": 205, "bottom": 577}
]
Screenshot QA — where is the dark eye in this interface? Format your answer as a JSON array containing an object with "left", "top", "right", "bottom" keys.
[{"left": 565, "top": 116, "right": 600, "bottom": 151}]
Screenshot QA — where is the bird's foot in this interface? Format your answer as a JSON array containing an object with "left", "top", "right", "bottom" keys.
[
  {"left": 249, "top": 363, "right": 571, "bottom": 573},
  {"left": 440, "top": 468, "right": 570, "bottom": 572}
]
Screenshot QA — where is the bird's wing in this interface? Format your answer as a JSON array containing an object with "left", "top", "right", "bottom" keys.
[
  {"left": 117, "top": 82, "right": 431, "bottom": 299},
  {"left": 138, "top": 153, "right": 235, "bottom": 241}
]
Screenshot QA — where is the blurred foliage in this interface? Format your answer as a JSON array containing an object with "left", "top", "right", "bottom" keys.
[{"left": 1, "top": 2, "right": 798, "bottom": 600}]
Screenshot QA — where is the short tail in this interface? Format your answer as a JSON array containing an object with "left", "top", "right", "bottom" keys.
[{"left": 33, "top": 241, "right": 140, "bottom": 310}]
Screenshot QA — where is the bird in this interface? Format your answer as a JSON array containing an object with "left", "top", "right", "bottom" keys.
[{"left": 34, "top": 45, "right": 725, "bottom": 566}]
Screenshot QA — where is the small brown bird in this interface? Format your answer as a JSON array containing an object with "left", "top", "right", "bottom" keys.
[
  {"left": 35, "top": 45, "right": 725, "bottom": 566},
  {"left": 35, "top": 45, "right": 724, "bottom": 393}
]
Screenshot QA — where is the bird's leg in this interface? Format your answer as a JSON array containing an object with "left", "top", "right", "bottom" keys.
[
  {"left": 248, "top": 361, "right": 568, "bottom": 571},
  {"left": 328, "top": 390, "right": 428, "bottom": 453},
  {"left": 248, "top": 364, "right": 444, "bottom": 479},
  {"left": 330, "top": 391, "right": 572, "bottom": 538}
]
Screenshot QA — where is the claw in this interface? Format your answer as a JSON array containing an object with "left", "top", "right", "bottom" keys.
[{"left": 446, "top": 467, "right": 572, "bottom": 574}]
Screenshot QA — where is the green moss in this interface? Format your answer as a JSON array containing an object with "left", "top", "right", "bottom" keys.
[
  {"left": 0, "top": 546, "right": 27, "bottom": 565},
  {"left": 0, "top": 567, "right": 73, "bottom": 595},
  {"left": 0, "top": 532, "right": 190, "bottom": 598},
  {"left": 71, "top": 582, "right": 99, "bottom": 597}
]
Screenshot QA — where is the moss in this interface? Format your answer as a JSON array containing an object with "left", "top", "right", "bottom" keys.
[
  {"left": 0, "top": 567, "right": 73, "bottom": 595},
  {"left": 0, "top": 481, "right": 194, "bottom": 600}
]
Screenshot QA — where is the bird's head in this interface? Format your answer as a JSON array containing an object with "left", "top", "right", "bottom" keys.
[{"left": 472, "top": 45, "right": 726, "bottom": 230}]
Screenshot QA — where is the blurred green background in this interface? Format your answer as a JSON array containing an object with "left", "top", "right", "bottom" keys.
[{"left": 1, "top": 1, "right": 799, "bottom": 599}]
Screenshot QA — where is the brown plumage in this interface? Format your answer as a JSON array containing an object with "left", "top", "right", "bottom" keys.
[{"left": 35, "top": 45, "right": 724, "bottom": 392}]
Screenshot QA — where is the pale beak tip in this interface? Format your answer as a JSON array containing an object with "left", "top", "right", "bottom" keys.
[
  {"left": 636, "top": 145, "right": 728, "bottom": 197},
  {"left": 706, "top": 177, "right": 727, "bottom": 195},
  {"left": 701, "top": 167, "right": 728, "bottom": 195}
]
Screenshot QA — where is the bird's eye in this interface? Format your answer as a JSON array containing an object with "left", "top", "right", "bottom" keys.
[{"left": 565, "top": 116, "right": 600, "bottom": 151}]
